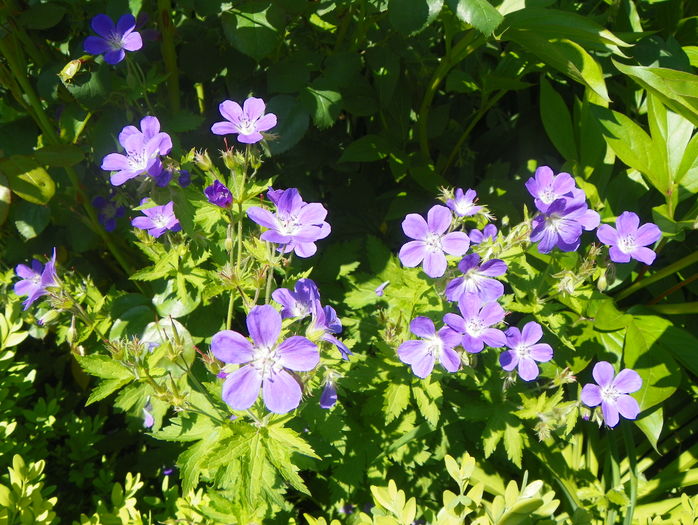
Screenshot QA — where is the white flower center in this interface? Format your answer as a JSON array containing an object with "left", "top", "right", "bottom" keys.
[
  {"left": 424, "top": 232, "right": 442, "bottom": 252},
  {"left": 600, "top": 385, "right": 620, "bottom": 403},
  {"left": 540, "top": 188, "right": 557, "bottom": 204},
  {"left": 423, "top": 335, "right": 443, "bottom": 358},
  {"left": 618, "top": 235, "right": 636, "bottom": 254},
  {"left": 108, "top": 33, "right": 124, "bottom": 50},
  {"left": 277, "top": 215, "right": 301, "bottom": 236},
  {"left": 291, "top": 301, "right": 310, "bottom": 318},
  {"left": 153, "top": 213, "right": 169, "bottom": 228},
  {"left": 127, "top": 149, "right": 149, "bottom": 173},
  {"left": 30, "top": 274, "right": 41, "bottom": 285},
  {"left": 252, "top": 345, "right": 282, "bottom": 380},
  {"left": 236, "top": 117, "right": 257, "bottom": 135},
  {"left": 455, "top": 201, "right": 475, "bottom": 215},
  {"left": 465, "top": 317, "right": 485, "bottom": 337},
  {"left": 544, "top": 213, "right": 563, "bottom": 232},
  {"left": 514, "top": 343, "right": 531, "bottom": 359}
]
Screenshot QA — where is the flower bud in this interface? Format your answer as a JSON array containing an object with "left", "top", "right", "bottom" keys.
[
  {"left": 59, "top": 59, "right": 82, "bottom": 83},
  {"left": 194, "top": 150, "right": 213, "bottom": 172}
]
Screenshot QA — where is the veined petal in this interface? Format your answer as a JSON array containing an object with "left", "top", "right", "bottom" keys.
[
  {"left": 398, "top": 340, "right": 428, "bottom": 364},
  {"left": 616, "top": 211, "right": 639, "bottom": 235},
  {"left": 596, "top": 224, "right": 619, "bottom": 246},
  {"left": 262, "top": 370, "right": 302, "bottom": 414},
  {"left": 480, "top": 301, "right": 505, "bottom": 326},
  {"left": 293, "top": 241, "right": 318, "bottom": 258},
  {"left": 443, "top": 313, "right": 465, "bottom": 334},
  {"left": 478, "top": 279, "right": 504, "bottom": 302},
  {"left": 630, "top": 246, "right": 656, "bottom": 265},
  {"left": 609, "top": 246, "right": 631, "bottom": 263},
  {"left": 104, "top": 49, "right": 126, "bottom": 65},
  {"left": 504, "top": 326, "right": 522, "bottom": 348},
  {"left": 255, "top": 113, "right": 277, "bottom": 132},
  {"left": 552, "top": 172, "right": 575, "bottom": 195},
  {"left": 91, "top": 14, "right": 115, "bottom": 37},
  {"left": 399, "top": 241, "right": 426, "bottom": 267},
  {"left": 534, "top": 165, "right": 554, "bottom": 187},
  {"left": 222, "top": 365, "right": 261, "bottom": 410},
  {"left": 111, "top": 169, "right": 139, "bottom": 186},
  {"left": 592, "top": 361, "right": 615, "bottom": 387},
  {"left": 457, "top": 293, "right": 481, "bottom": 319},
  {"left": 499, "top": 350, "right": 518, "bottom": 371},
  {"left": 518, "top": 357, "right": 540, "bottom": 381},
  {"left": 481, "top": 328, "right": 506, "bottom": 348},
  {"left": 297, "top": 202, "right": 328, "bottom": 224},
  {"left": 246, "top": 305, "right": 281, "bottom": 348},
  {"left": 211, "top": 330, "right": 253, "bottom": 364},
  {"left": 410, "top": 316, "right": 436, "bottom": 338},
  {"left": 402, "top": 213, "right": 428, "bottom": 240},
  {"left": 615, "top": 394, "right": 640, "bottom": 420},
  {"left": 602, "top": 400, "right": 620, "bottom": 427},
  {"left": 410, "top": 352, "right": 435, "bottom": 378},
  {"left": 529, "top": 343, "right": 553, "bottom": 363},
  {"left": 247, "top": 207, "right": 278, "bottom": 229},
  {"left": 121, "top": 31, "right": 142, "bottom": 51},
  {"left": 441, "top": 232, "right": 469, "bottom": 256},
  {"left": 462, "top": 333, "right": 484, "bottom": 353},
  {"left": 423, "top": 251, "right": 447, "bottom": 278},
  {"left": 237, "top": 132, "right": 263, "bottom": 144},
  {"left": 243, "top": 97, "right": 266, "bottom": 121},
  {"left": 521, "top": 321, "right": 543, "bottom": 345},
  {"left": 635, "top": 223, "right": 661, "bottom": 246},
  {"left": 438, "top": 326, "right": 462, "bottom": 348},
  {"left": 83, "top": 36, "right": 111, "bottom": 55},
  {"left": 261, "top": 231, "right": 292, "bottom": 244},
  {"left": 211, "top": 121, "right": 239, "bottom": 136},
  {"left": 140, "top": 116, "right": 161, "bottom": 141},
  {"left": 612, "top": 369, "right": 642, "bottom": 394},
  {"left": 479, "top": 259, "right": 507, "bottom": 277},
  {"left": 219, "top": 100, "right": 243, "bottom": 124},
  {"left": 277, "top": 336, "right": 319, "bottom": 371},
  {"left": 581, "top": 384, "right": 602, "bottom": 407},
  {"left": 440, "top": 346, "right": 461, "bottom": 372},
  {"left": 457, "top": 253, "right": 480, "bottom": 273},
  {"left": 426, "top": 205, "right": 453, "bottom": 235},
  {"left": 101, "top": 153, "right": 129, "bottom": 171},
  {"left": 116, "top": 14, "right": 137, "bottom": 35}
]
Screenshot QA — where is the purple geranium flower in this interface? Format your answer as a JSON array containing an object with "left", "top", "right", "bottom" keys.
[
  {"left": 211, "top": 97, "right": 277, "bottom": 144},
  {"left": 211, "top": 305, "right": 319, "bottom": 414},
  {"left": 83, "top": 14, "right": 143, "bottom": 65},
  {"left": 178, "top": 169, "right": 191, "bottom": 187},
  {"left": 101, "top": 116, "right": 173, "bottom": 186},
  {"left": 596, "top": 211, "right": 662, "bottom": 265},
  {"left": 530, "top": 196, "right": 600, "bottom": 253},
  {"left": 446, "top": 188, "right": 482, "bottom": 217},
  {"left": 309, "top": 301, "right": 351, "bottom": 360},
  {"left": 445, "top": 253, "right": 507, "bottom": 303},
  {"left": 247, "top": 188, "right": 331, "bottom": 258},
  {"left": 92, "top": 195, "right": 125, "bottom": 232},
  {"left": 272, "top": 278, "right": 320, "bottom": 319},
  {"left": 398, "top": 317, "right": 462, "bottom": 378},
  {"left": 131, "top": 201, "right": 181, "bottom": 238},
  {"left": 444, "top": 293, "right": 507, "bottom": 353},
  {"left": 581, "top": 361, "right": 642, "bottom": 428},
  {"left": 525, "top": 166, "right": 577, "bottom": 213},
  {"left": 398, "top": 205, "right": 470, "bottom": 278},
  {"left": 14, "top": 248, "right": 58, "bottom": 310},
  {"left": 499, "top": 322, "right": 553, "bottom": 381},
  {"left": 469, "top": 224, "right": 497, "bottom": 244},
  {"left": 204, "top": 180, "right": 233, "bottom": 208},
  {"left": 319, "top": 381, "right": 337, "bottom": 409},
  {"left": 375, "top": 280, "right": 390, "bottom": 297}
]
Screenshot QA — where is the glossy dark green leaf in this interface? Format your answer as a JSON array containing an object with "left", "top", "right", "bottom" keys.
[
  {"left": 13, "top": 201, "right": 50, "bottom": 240},
  {"left": 32, "top": 144, "right": 84, "bottom": 168},
  {"left": 339, "top": 135, "right": 392, "bottom": 163},
  {"left": 447, "top": 0, "right": 502, "bottom": 36},
  {"left": 539, "top": 77, "right": 577, "bottom": 161},
  {"left": 0, "top": 172, "right": 10, "bottom": 226},
  {"left": 389, "top": 0, "right": 443, "bottom": 35},
  {"left": 0, "top": 155, "right": 55, "bottom": 205},
  {"left": 221, "top": 8, "right": 278, "bottom": 61}
]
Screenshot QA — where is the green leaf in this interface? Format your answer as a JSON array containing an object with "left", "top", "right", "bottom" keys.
[
  {"left": 32, "top": 144, "right": 84, "bottom": 168},
  {"left": 613, "top": 60, "right": 698, "bottom": 126},
  {"left": 539, "top": 77, "right": 576, "bottom": 161},
  {"left": 389, "top": 0, "right": 444, "bottom": 35},
  {"left": 503, "top": 420, "right": 523, "bottom": 467},
  {"left": 221, "top": 8, "right": 278, "bottom": 61},
  {"left": 13, "top": 202, "right": 50, "bottom": 240},
  {"left": 266, "top": 95, "right": 310, "bottom": 155},
  {"left": 635, "top": 405, "right": 663, "bottom": 450},
  {"left": 0, "top": 155, "right": 56, "bottom": 205},
  {"left": 300, "top": 87, "right": 342, "bottom": 129},
  {"left": 76, "top": 354, "right": 132, "bottom": 380},
  {"left": 86, "top": 377, "right": 132, "bottom": 405},
  {"left": 383, "top": 382, "right": 411, "bottom": 423},
  {"left": 0, "top": 172, "right": 10, "bottom": 225},
  {"left": 447, "top": 0, "right": 503, "bottom": 36},
  {"left": 591, "top": 105, "right": 667, "bottom": 193},
  {"left": 503, "top": 8, "right": 630, "bottom": 56},
  {"left": 506, "top": 34, "right": 609, "bottom": 102},
  {"left": 675, "top": 128, "right": 698, "bottom": 196},
  {"left": 18, "top": 3, "right": 66, "bottom": 29},
  {"left": 339, "top": 135, "right": 392, "bottom": 163}
]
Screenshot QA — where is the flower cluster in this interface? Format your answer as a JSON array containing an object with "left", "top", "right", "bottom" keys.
[
  {"left": 247, "top": 187, "right": 331, "bottom": 258},
  {"left": 211, "top": 279, "right": 350, "bottom": 413}
]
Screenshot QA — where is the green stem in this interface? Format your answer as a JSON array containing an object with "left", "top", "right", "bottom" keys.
[
  {"left": 417, "top": 31, "right": 485, "bottom": 161},
  {"left": 226, "top": 216, "right": 236, "bottom": 330},
  {"left": 157, "top": 0, "right": 181, "bottom": 112},
  {"left": 647, "top": 271, "right": 698, "bottom": 305},
  {"left": 606, "top": 433, "right": 621, "bottom": 525},
  {"left": 622, "top": 425, "right": 637, "bottom": 525},
  {"left": 647, "top": 302, "right": 698, "bottom": 315},
  {"left": 614, "top": 250, "right": 698, "bottom": 301},
  {"left": 194, "top": 82, "right": 205, "bottom": 114}
]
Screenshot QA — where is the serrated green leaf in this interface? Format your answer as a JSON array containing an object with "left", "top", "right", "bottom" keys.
[
  {"left": 86, "top": 377, "right": 132, "bottom": 405},
  {"left": 503, "top": 420, "right": 523, "bottom": 467},
  {"left": 383, "top": 382, "right": 411, "bottom": 422},
  {"left": 77, "top": 354, "right": 132, "bottom": 380},
  {"left": 301, "top": 88, "right": 342, "bottom": 129}
]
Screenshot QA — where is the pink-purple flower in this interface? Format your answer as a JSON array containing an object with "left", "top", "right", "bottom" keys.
[
  {"left": 446, "top": 188, "right": 482, "bottom": 217},
  {"left": 319, "top": 381, "right": 338, "bottom": 409},
  {"left": 247, "top": 187, "right": 330, "bottom": 258},
  {"left": 92, "top": 194, "right": 125, "bottom": 232},
  {"left": 445, "top": 253, "right": 507, "bottom": 303},
  {"left": 101, "top": 116, "right": 173, "bottom": 186},
  {"left": 581, "top": 361, "right": 642, "bottom": 428},
  {"left": 469, "top": 224, "right": 497, "bottom": 244},
  {"left": 211, "top": 305, "right": 319, "bottom": 414},
  {"left": 131, "top": 201, "right": 181, "bottom": 238},
  {"left": 444, "top": 293, "right": 507, "bottom": 353},
  {"left": 530, "top": 195, "right": 600, "bottom": 253},
  {"left": 83, "top": 14, "right": 143, "bottom": 65},
  {"left": 499, "top": 322, "right": 553, "bottom": 381},
  {"left": 398, "top": 205, "right": 470, "bottom": 278},
  {"left": 309, "top": 301, "right": 352, "bottom": 360},
  {"left": 398, "top": 317, "right": 462, "bottom": 378},
  {"left": 14, "top": 248, "right": 58, "bottom": 310},
  {"left": 272, "top": 278, "right": 320, "bottom": 319},
  {"left": 525, "top": 166, "right": 577, "bottom": 213},
  {"left": 204, "top": 180, "right": 233, "bottom": 208},
  {"left": 211, "top": 97, "right": 277, "bottom": 144},
  {"left": 596, "top": 212, "right": 661, "bottom": 265}
]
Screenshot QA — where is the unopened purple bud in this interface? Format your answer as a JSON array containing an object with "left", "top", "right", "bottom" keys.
[
  {"left": 375, "top": 281, "right": 390, "bottom": 297},
  {"left": 204, "top": 180, "right": 233, "bottom": 208},
  {"left": 153, "top": 169, "right": 172, "bottom": 187},
  {"left": 178, "top": 169, "right": 191, "bottom": 187},
  {"left": 319, "top": 382, "right": 337, "bottom": 409}
]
